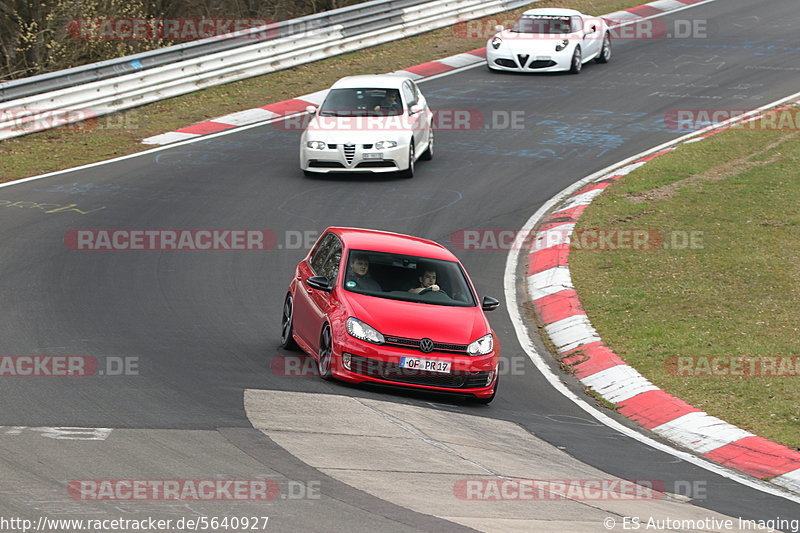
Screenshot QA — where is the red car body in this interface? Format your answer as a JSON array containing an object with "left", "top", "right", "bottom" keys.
[{"left": 281, "top": 227, "right": 500, "bottom": 402}]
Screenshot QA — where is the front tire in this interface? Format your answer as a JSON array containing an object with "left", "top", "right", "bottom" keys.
[
  {"left": 317, "top": 324, "right": 334, "bottom": 380},
  {"left": 280, "top": 295, "right": 299, "bottom": 350},
  {"left": 569, "top": 46, "right": 582, "bottom": 74},
  {"left": 399, "top": 143, "right": 415, "bottom": 178},
  {"left": 595, "top": 33, "right": 611, "bottom": 63}
]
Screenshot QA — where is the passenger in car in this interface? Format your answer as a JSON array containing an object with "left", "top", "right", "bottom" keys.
[{"left": 346, "top": 254, "right": 383, "bottom": 292}]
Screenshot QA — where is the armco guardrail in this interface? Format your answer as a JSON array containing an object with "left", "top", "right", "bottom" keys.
[
  {"left": 0, "top": 0, "right": 427, "bottom": 102},
  {"left": 0, "top": 0, "right": 536, "bottom": 141}
]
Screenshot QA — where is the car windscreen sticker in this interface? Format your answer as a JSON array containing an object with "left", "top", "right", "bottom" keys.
[{"left": 346, "top": 281, "right": 357, "bottom": 288}]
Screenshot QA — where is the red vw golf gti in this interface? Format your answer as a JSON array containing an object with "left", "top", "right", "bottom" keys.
[{"left": 280, "top": 227, "right": 501, "bottom": 403}]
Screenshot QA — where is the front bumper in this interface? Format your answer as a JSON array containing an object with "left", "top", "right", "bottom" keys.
[
  {"left": 486, "top": 46, "right": 573, "bottom": 72},
  {"left": 300, "top": 142, "right": 408, "bottom": 173},
  {"left": 330, "top": 335, "right": 499, "bottom": 398}
]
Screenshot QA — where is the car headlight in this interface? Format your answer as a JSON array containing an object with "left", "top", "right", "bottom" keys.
[
  {"left": 346, "top": 317, "right": 385, "bottom": 344},
  {"left": 467, "top": 334, "right": 493, "bottom": 356},
  {"left": 306, "top": 140, "right": 326, "bottom": 150},
  {"left": 374, "top": 140, "right": 397, "bottom": 150},
  {"left": 555, "top": 39, "right": 569, "bottom": 52},
  {"left": 491, "top": 36, "right": 502, "bottom": 50}
]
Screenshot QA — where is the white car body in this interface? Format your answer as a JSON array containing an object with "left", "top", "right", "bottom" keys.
[
  {"left": 300, "top": 74, "right": 433, "bottom": 177},
  {"left": 486, "top": 8, "right": 611, "bottom": 73}
]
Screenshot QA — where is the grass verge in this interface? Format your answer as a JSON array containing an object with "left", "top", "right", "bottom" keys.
[
  {"left": 570, "top": 108, "right": 800, "bottom": 450},
  {"left": 1, "top": 0, "right": 642, "bottom": 182}
]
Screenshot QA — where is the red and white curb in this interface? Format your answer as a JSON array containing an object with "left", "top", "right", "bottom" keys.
[
  {"left": 602, "top": 0, "right": 710, "bottom": 25},
  {"left": 527, "top": 105, "right": 800, "bottom": 495},
  {"left": 142, "top": 0, "right": 711, "bottom": 145}
]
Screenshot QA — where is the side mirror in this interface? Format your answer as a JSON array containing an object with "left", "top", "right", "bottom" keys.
[
  {"left": 307, "top": 275, "right": 332, "bottom": 292},
  {"left": 482, "top": 296, "right": 500, "bottom": 312},
  {"left": 409, "top": 104, "right": 424, "bottom": 115},
  {"left": 495, "top": 25, "right": 504, "bottom": 32},
  {"left": 306, "top": 105, "right": 317, "bottom": 115}
]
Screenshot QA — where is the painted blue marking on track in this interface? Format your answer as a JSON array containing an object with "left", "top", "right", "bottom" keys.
[{"left": 130, "top": 60, "right": 143, "bottom": 69}]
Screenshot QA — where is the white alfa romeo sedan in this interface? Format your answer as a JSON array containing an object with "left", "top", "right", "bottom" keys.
[
  {"left": 486, "top": 8, "right": 611, "bottom": 73},
  {"left": 300, "top": 75, "right": 433, "bottom": 178}
]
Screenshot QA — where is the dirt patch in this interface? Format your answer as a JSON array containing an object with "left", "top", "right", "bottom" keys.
[{"left": 623, "top": 133, "right": 798, "bottom": 204}]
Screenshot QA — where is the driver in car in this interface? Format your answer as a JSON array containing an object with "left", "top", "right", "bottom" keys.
[
  {"left": 373, "top": 90, "right": 402, "bottom": 112},
  {"left": 409, "top": 267, "right": 443, "bottom": 294}
]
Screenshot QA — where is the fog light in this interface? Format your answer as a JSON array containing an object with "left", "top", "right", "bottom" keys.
[
  {"left": 485, "top": 370, "right": 495, "bottom": 387},
  {"left": 342, "top": 353, "right": 353, "bottom": 371}
]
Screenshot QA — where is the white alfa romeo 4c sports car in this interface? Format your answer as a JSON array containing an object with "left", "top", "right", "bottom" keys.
[{"left": 486, "top": 8, "right": 611, "bottom": 73}]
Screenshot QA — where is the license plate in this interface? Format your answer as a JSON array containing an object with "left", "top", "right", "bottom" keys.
[
  {"left": 399, "top": 357, "right": 450, "bottom": 374},
  {"left": 536, "top": 56, "right": 551, "bottom": 60},
  {"left": 363, "top": 153, "right": 383, "bottom": 159}
]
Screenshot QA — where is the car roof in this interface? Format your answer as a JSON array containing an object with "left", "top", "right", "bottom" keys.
[
  {"left": 521, "top": 8, "right": 583, "bottom": 17},
  {"left": 325, "top": 227, "right": 459, "bottom": 262},
  {"left": 329, "top": 74, "right": 413, "bottom": 90}
]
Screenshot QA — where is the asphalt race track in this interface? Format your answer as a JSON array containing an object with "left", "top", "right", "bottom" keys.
[{"left": 0, "top": 0, "right": 798, "bottom": 530}]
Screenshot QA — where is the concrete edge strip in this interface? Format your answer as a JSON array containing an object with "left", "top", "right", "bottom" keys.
[
  {"left": 140, "top": 0, "right": 703, "bottom": 146},
  {"left": 526, "top": 104, "right": 800, "bottom": 493},
  {"left": 218, "top": 427, "right": 480, "bottom": 533}
]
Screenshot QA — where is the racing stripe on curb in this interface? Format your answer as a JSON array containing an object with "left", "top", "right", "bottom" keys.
[
  {"left": 400, "top": 61, "right": 456, "bottom": 78},
  {"left": 175, "top": 121, "right": 236, "bottom": 135},
  {"left": 526, "top": 105, "right": 800, "bottom": 491},
  {"left": 704, "top": 437, "right": 800, "bottom": 479},
  {"left": 625, "top": 5, "right": 665, "bottom": 18}
]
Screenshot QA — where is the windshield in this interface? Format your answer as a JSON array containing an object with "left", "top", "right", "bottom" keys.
[
  {"left": 343, "top": 250, "right": 476, "bottom": 307},
  {"left": 511, "top": 15, "right": 573, "bottom": 34},
  {"left": 319, "top": 88, "right": 404, "bottom": 117}
]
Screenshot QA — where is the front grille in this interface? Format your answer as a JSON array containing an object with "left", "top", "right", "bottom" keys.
[
  {"left": 494, "top": 58, "right": 517, "bottom": 68},
  {"left": 362, "top": 144, "right": 373, "bottom": 149},
  {"left": 309, "top": 161, "right": 345, "bottom": 168},
  {"left": 350, "top": 355, "right": 490, "bottom": 389},
  {"left": 383, "top": 335, "right": 468, "bottom": 354},
  {"left": 327, "top": 144, "right": 337, "bottom": 149},
  {"left": 529, "top": 60, "right": 557, "bottom": 69},
  {"left": 343, "top": 144, "right": 356, "bottom": 164},
  {"left": 517, "top": 54, "right": 529, "bottom": 68},
  {"left": 356, "top": 161, "right": 395, "bottom": 168}
]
